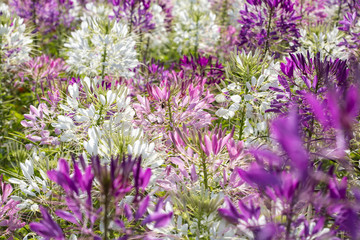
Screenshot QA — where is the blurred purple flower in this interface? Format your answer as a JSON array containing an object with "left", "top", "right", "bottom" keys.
[
  {"left": 111, "top": 0, "right": 155, "bottom": 33},
  {"left": 10, "top": 0, "right": 75, "bottom": 34},
  {"left": 29, "top": 206, "right": 64, "bottom": 240}
]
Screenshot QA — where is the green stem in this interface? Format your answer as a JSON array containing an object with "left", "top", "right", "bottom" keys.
[
  {"left": 32, "top": 0, "right": 38, "bottom": 49},
  {"left": 0, "top": 36, "right": 2, "bottom": 66},
  {"left": 167, "top": 95, "right": 173, "bottom": 131},
  {"left": 218, "top": 0, "right": 228, "bottom": 47},
  {"left": 306, "top": 118, "right": 315, "bottom": 151},
  {"left": 264, "top": 7, "right": 274, "bottom": 55},
  {"left": 238, "top": 105, "right": 247, "bottom": 140},
  {"left": 336, "top": 1, "right": 342, "bottom": 23},
  {"left": 97, "top": 104, "right": 104, "bottom": 126},
  {"left": 202, "top": 155, "right": 208, "bottom": 190},
  {"left": 128, "top": 4, "right": 135, "bottom": 33},
  {"left": 220, "top": 0, "right": 228, "bottom": 28},
  {"left": 56, "top": 26, "right": 62, "bottom": 57},
  {"left": 101, "top": 22, "right": 110, "bottom": 80},
  {"left": 143, "top": 36, "right": 150, "bottom": 64},
  {"left": 285, "top": 198, "right": 295, "bottom": 239},
  {"left": 101, "top": 46, "right": 107, "bottom": 80},
  {"left": 194, "top": 14, "right": 200, "bottom": 56},
  {"left": 103, "top": 193, "right": 109, "bottom": 240}
]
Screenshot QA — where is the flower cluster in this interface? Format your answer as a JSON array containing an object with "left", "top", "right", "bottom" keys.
[
  {"left": 172, "top": 0, "right": 220, "bottom": 54},
  {"left": 1, "top": 0, "right": 360, "bottom": 239},
  {"left": 237, "top": 0, "right": 301, "bottom": 56},
  {"left": 0, "top": 3, "right": 32, "bottom": 72},
  {"left": 65, "top": 16, "right": 139, "bottom": 78},
  {"left": 30, "top": 155, "right": 173, "bottom": 239},
  {"left": 17, "top": 54, "right": 68, "bottom": 92},
  {"left": 215, "top": 50, "right": 279, "bottom": 144},
  {"left": 10, "top": 0, "right": 76, "bottom": 34},
  {"left": 0, "top": 175, "right": 25, "bottom": 238}
]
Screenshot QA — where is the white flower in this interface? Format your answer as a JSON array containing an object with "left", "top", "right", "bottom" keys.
[
  {"left": 65, "top": 16, "right": 138, "bottom": 78},
  {"left": 9, "top": 152, "right": 49, "bottom": 198},
  {"left": 215, "top": 107, "right": 235, "bottom": 119},
  {"left": 215, "top": 94, "right": 227, "bottom": 103},
  {"left": 0, "top": 3, "right": 32, "bottom": 71},
  {"left": 230, "top": 95, "right": 241, "bottom": 103},
  {"left": 297, "top": 26, "right": 348, "bottom": 60},
  {"left": 83, "top": 2, "right": 113, "bottom": 19},
  {"left": 228, "top": 0, "right": 246, "bottom": 28},
  {"left": 54, "top": 77, "right": 136, "bottom": 144},
  {"left": 172, "top": 0, "right": 220, "bottom": 54},
  {"left": 84, "top": 126, "right": 101, "bottom": 155},
  {"left": 147, "top": 3, "right": 169, "bottom": 48}
]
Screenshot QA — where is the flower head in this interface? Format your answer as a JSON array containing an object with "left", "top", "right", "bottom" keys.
[
  {"left": 0, "top": 3, "right": 32, "bottom": 72},
  {"left": 65, "top": 16, "right": 139, "bottom": 78}
]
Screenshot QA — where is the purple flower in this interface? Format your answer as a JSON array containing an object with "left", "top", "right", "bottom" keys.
[
  {"left": 10, "top": 0, "right": 75, "bottom": 34},
  {"left": 271, "top": 109, "right": 309, "bottom": 179},
  {"left": 29, "top": 206, "right": 64, "bottom": 239},
  {"left": 237, "top": 0, "right": 300, "bottom": 55},
  {"left": 218, "top": 197, "right": 242, "bottom": 224},
  {"left": 305, "top": 85, "right": 360, "bottom": 151},
  {"left": 142, "top": 211, "right": 173, "bottom": 228},
  {"left": 178, "top": 54, "right": 225, "bottom": 84},
  {"left": 0, "top": 175, "right": 25, "bottom": 237},
  {"left": 47, "top": 158, "right": 80, "bottom": 195},
  {"left": 111, "top": 0, "right": 155, "bottom": 33},
  {"left": 268, "top": 52, "right": 350, "bottom": 128}
]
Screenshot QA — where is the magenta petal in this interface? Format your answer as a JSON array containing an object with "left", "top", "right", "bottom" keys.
[
  {"left": 55, "top": 210, "right": 78, "bottom": 224},
  {"left": 304, "top": 93, "right": 328, "bottom": 128},
  {"left": 143, "top": 212, "right": 173, "bottom": 228},
  {"left": 135, "top": 196, "right": 150, "bottom": 220}
]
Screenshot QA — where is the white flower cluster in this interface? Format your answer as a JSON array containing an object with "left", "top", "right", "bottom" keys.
[
  {"left": 82, "top": 2, "right": 113, "bottom": 20},
  {"left": 215, "top": 56, "right": 279, "bottom": 143},
  {"left": 9, "top": 151, "right": 50, "bottom": 212},
  {"left": 84, "top": 125, "right": 164, "bottom": 171},
  {"left": 172, "top": 0, "right": 220, "bottom": 54},
  {"left": 227, "top": 0, "right": 245, "bottom": 28},
  {"left": 53, "top": 76, "right": 163, "bottom": 171},
  {"left": 147, "top": 3, "right": 169, "bottom": 48},
  {"left": 65, "top": 16, "right": 138, "bottom": 78},
  {"left": 297, "top": 27, "right": 348, "bottom": 60},
  {"left": 0, "top": 3, "right": 32, "bottom": 72},
  {"left": 53, "top": 76, "right": 135, "bottom": 143}
]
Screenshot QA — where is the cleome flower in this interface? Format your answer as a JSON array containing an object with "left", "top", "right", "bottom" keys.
[
  {"left": 64, "top": 16, "right": 139, "bottom": 78},
  {"left": 0, "top": 3, "right": 32, "bottom": 72},
  {"left": 215, "top": 50, "right": 279, "bottom": 143},
  {"left": 172, "top": 0, "right": 220, "bottom": 54},
  {"left": 296, "top": 26, "right": 348, "bottom": 60}
]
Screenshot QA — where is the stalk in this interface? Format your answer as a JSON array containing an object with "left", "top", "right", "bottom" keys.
[
  {"left": 100, "top": 46, "right": 107, "bottom": 80},
  {"left": 167, "top": 93, "right": 173, "bottom": 131},
  {"left": 103, "top": 193, "right": 109, "bottom": 240},
  {"left": 218, "top": 0, "right": 228, "bottom": 48},
  {"left": 336, "top": 0, "right": 342, "bottom": 23},
  {"left": 143, "top": 36, "right": 150, "bottom": 64},
  {"left": 97, "top": 104, "right": 104, "bottom": 126},
  {"left": 0, "top": 36, "right": 2, "bottom": 66},
  {"left": 101, "top": 21, "right": 110, "bottom": 80},
  {"left": 238, "top": 105, "right": 247, "bottom": 140},
  {"left": 201, "top": 153, "right": 208, "bottom": 190},
  {"left": 285, "top": 198, "right": 295, "bottom": 239},
  {"left": 128, "top": 3, "right": 135, "bottom": 33},
  {"left": 264, "top": 7, "right": 274, "bottom": 55},
  {"left": 32, "top": 0, "right": 38, "bottom": 49},
  {"left": 194, "top": 7, "right": 200, "bottom": 56}
]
